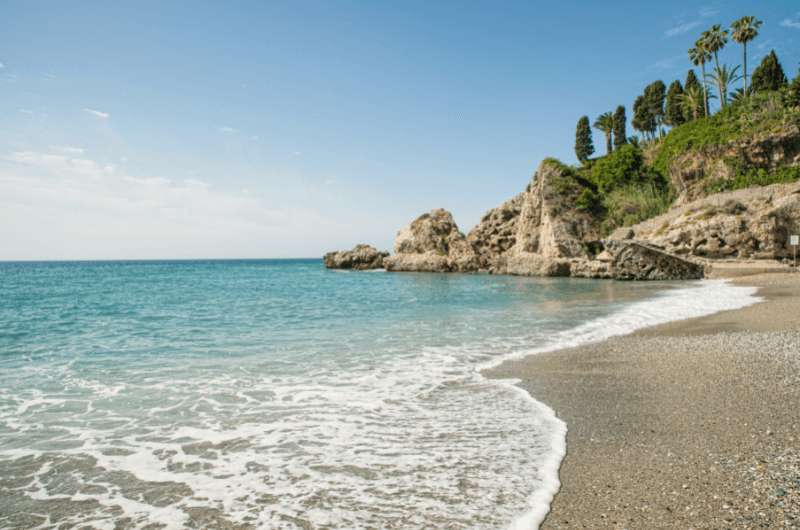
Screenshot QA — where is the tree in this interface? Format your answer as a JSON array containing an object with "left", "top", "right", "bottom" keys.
[
  {"left": 575, "top": 116, "right": 594, "bottom": 163},
  {"left": 613, "top": 105, "right": 627, "bottom": 148},
  {"left": 644, "top": 80, "right": 666, "bottom": 137},
  {"left": 678, "top": 86, "right": 706, "bottom": 121},
  {"left": 688, "top": 44, "right": 711, "bottom": 116},
  {"left": 632, "top": 95, "right": 655, "bottom": 140},
  {"left": 707, "top": 65, "right": 741, "bottom": 107},
  {"left": 593, "top": 112, "right": 614, "bottom": 155},
  {"left": 731, "top": 16, "right": 762, "bottom": 96},
  {"left": 664, "top": 80, "right": 685, "bottom": 127},
  {"left": 701, "top": 25, "right": 729, "bottom": 107},
  {"left": 787, "top": 71, "right": 800, "bottom": 107},
  {"left": 683, "top": 70, "right": 703, "bottom": 120},
  {"left": 751, "top": 50, "right": 788, "bottom": 93}
]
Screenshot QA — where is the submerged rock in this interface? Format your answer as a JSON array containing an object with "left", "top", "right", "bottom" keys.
[
  {"left": 383, "top": 209, "right": 479, "bottom": 272},
  {"left": 323, "top": 244, "right": 388, "bottom": 270}
]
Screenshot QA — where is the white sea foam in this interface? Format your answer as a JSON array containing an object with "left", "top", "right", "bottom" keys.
[
  {"left": 0, "top": 278, "right": 761, "bottom": 530},
  {"left": 486, "top": 279, "right": 761, "bottom": 529}
]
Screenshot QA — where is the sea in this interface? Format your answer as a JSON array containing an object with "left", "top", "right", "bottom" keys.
[{"left": 0, "top": 259, "right": 760, "bottom": 529}]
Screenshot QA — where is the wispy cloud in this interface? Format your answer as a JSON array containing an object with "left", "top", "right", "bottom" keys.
[
  {"left": 51, "top": 145, "right": 85, "bottom": 156},
  {"left": 665, "top": 7, "right": 718, "bottom": 39},
  {"left": 649, "top": 54, "right": 684, "bottom": 71},
  {"left": 18, "top": 108, "right": 34, "bottom": 115},
  {"left": 219, "top": 126, "right": 237, "bottom": 134},
  {"left": 699, "top": 7, "right": 718, "bottom": 18},
  {"left": 665, "top": 20, "right": 701, "bottom": 38},
  {"left": 781, "top": 15, "right": 800, "bottom": 29},
  {"left": 83, "top": 108, "right": 110, "bottom": 119},
  {"left": 0, "top": 61, "right": 5, "bottom": 69}
]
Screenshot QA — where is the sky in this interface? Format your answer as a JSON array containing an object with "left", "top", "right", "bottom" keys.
[{"left": 2, "top": 1, "right": 799, "bottom": 260}]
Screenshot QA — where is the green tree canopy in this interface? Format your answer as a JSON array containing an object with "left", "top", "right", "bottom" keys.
[
  {"left": 574, "top": 116, "right": 594, "bottom": 163},
  {"left": 751, "top": 50, "right": 788, "bottom": 93},
  {"left": 683, "top": 70, "right": 704, "bottom": 120},
  {"left": 632, "top": 95, "right": 655, "bottom": 140},
  {"left": 644, "top": 80, "right": 666, "bottom": 136},
  {"left": 613, "top": 105, "right": 627, "bottom": 148},
  {"left": 664, "top": 80, "right": 685, "bottom": 127}
]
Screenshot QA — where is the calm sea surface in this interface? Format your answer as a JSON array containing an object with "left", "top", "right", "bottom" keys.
[{"left": 0, "top": 260, "right": 758, "bottom": 529}]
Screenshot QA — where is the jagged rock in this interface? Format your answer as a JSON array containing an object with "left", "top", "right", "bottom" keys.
[
  {"left": 467, "top": 159, "right": 601, "bottom": 276},
  {"left": 323, "top": 244, "right": 388, "bottom": 270},
  {"left": 611, "top": 182, "right": 800, "bottom": 261},
  {"left": 383, "top": 209, "right": 479, "bottom": 272},
  {"left": 604, "top": 240, "right": 704, "bottom": 280}
]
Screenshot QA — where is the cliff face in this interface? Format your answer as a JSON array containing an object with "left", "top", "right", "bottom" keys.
[
  {"left": 668, "top": 127, "right": 800, "bottom": 204},
  {"left": 612, "top": 182, "right": 800, "bottom": 261},
  {"left": 467, "top": 160, "right": 601, "bottom": 275}
]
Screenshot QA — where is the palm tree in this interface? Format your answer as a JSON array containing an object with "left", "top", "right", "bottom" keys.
[
  {"left": 689, "top": 43, "right": 712, "bottom": 116},
  {"left": 593, "top": 112, "right": 614, "bottom": 155},
  {"left": 731, "top": 16, "right": 763, "bottom": 96},
  {"left": 678, "top": 86, "right": 706, "bottom": 121},
  {"left": 706, "top": 65, "right": 741, "bottom": 107},
  {"left": 701, "top": 25, "right": 729, "bottom": 108}
]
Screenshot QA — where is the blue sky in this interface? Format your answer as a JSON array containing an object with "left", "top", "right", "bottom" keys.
[{"left": 2, "top": 1, "right": 799, "bottom": 260}]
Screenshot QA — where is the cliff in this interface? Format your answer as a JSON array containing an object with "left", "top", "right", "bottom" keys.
[{"left": 325, "top": 91, "right": 800, "bottom": 280}]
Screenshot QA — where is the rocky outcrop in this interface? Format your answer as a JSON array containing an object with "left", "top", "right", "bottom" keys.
[
  {"left": 323, "top": 244, "right": 388, "bottom": 270},
  {"left": 603, "top": 240, "right": 704, "bottom": 280},
  {"left": 664, "top": 125, "right": 800, "bottom": 204},
  {"left": 611, "top": 182, "right": 800, "bottom": 261},
  {"left": 383, "top": 209, "right": 479, "bottom": 272},
  {"left": 467, "top": 159, "right": 602, "bottom": 275}
]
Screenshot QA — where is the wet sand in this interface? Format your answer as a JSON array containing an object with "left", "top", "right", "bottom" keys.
[{"left": 487, "top": 273, "right": 800, "bottom": 529}]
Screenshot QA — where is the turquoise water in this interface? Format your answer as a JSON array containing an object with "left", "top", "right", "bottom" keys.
[{"left": 0, "top": 260, "right": 758, "bottom": 529}]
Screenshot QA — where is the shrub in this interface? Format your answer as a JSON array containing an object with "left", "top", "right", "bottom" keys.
[
  {"left": 704, "top": 166, "right": 800, "bottom": 194},
  {"left": 601, "top": 183, "right": 674, "bottom": 233}
]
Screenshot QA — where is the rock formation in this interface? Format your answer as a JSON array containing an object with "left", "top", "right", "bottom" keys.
[
  {"left": 383, "top": 209, "right": 479, "bottom": 272},
  {"left": 467, "top": 159, "right": 602, "bottom": 275},
  {"left": 323, "top": 244, "right": 388, "bottom": 270},
  {"left": 611, "top": 182, "right": 800, "bottom": 261}
]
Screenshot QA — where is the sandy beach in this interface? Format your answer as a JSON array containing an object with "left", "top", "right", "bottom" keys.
[{"left": 487, "top": 273, "right": 800, "bottom": 529}]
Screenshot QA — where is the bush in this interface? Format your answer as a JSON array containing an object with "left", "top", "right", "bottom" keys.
[
  {"left": 704, "top": 166, "right": 800, "bottom": 194},
  {"left": 601, "top": 183, "right": 674, "bottom": 233},
  {"left": 589, "top": 144, "right": 643, "bottom": 193}
]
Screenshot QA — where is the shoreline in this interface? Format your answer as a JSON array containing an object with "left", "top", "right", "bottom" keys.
[{"left": 486, "top": 272, "right": 800, "bottom": 529}]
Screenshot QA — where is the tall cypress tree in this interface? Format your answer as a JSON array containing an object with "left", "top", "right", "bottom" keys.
[
  {"left": 632, "top": 95, "right": 653, "bottom": 140},
  {"left": 751, "top": 50, "right": 788, "bottom": 93},
  {"left": 574, "top": 116, "right": 594, "bottom": 163},
  {"left": 613, "top": 105, "right": 627, "bottom": 148},
  {"left": 664, "top": 80, "right": 686, "bottom": 127},
  {"left": 644, "top": 80, "right": 666, "bottom": 137}
]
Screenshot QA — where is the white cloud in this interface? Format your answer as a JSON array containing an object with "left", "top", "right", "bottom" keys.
[
  {"left": 18, "top": 108, "right": 34, "bottom": 115},
  {"left": 83, "top": 108, "right": 110, "bottom": 119},
  {"left": 781, "top": 16, "right": 800, "bottom": 29},
  {"left": 219, "top": 126, "right": 237, "bottom": 134},
  {"left": 51, "top": 145, "right": 85, "bottom": 156},
  {"left": 665, "top": 20, "right": 701, "bottom": 38},
  {"left": 0, "top": 150, "right": 346, "bottom": 260},
  {"left": 0, "top": 61, "right": 5, "bottom": 69}
]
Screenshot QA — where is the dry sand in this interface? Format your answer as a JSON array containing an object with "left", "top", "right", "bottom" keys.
[{"left": 487, "top": 273, "right": 800, "bottom": 529}]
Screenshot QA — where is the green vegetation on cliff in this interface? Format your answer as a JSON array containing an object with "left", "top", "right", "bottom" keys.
[{"left": 555, "top": 14, "right": 800, "bottom": 235}]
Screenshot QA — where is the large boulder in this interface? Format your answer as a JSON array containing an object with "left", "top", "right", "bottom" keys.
[
  {"left": 603, "top": 240, "right": 704, "bottom": 280},
  {"left": 323, "top": 244, "right": 388, "bottom": 270},
  {"left": 384, "top": 209, "right": 479, "bottom": 272}
]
